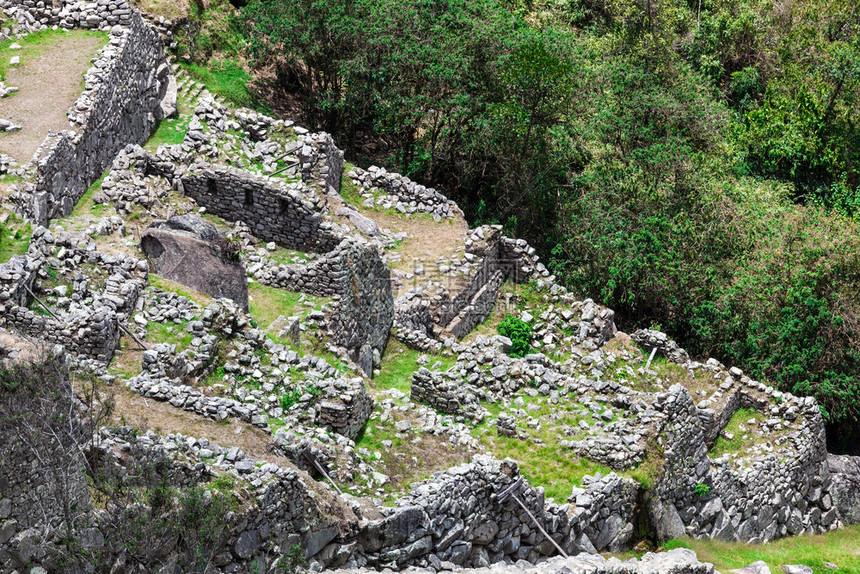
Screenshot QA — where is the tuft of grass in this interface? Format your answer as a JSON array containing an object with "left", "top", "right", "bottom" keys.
[
  {"left": 481, "top": 430, "right": 613, "bottom": 503},
  {"left": 0, "top": 213, "right": 32, "bottom": 263},
  {"left": 354, "top": 411, "right": 473, "bottom": 496},
  {"left": 266, "top": 246, "right": 310, "bottom": 266},
  {"left": 375, "top": 338, "right": 455, "bottom": 394}
]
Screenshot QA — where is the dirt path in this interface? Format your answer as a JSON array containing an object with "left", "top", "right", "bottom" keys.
[
  {"left": 0, "top": 33, "right": 106, "bottom": 163},
  {"left": 347, "top": 209, "right": 469, "bottom": 296}
]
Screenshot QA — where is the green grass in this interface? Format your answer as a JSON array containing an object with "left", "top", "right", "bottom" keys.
[
  {"left": 709, "top": 407, "right": 768, "bottom": 458},
  {"left": 0, "top": 28, "right": 108, "bottom": 82},
  {"left": 340, "top": 163, "right": 365, "bottom": 205},
  {"left": 0, "top": 213, "right": 31, "bottom": 263},
  {"left": 266, "top": 246, "right": 311, "bottom": 266},
  {"left": 149, "top": 275, "right": 213, "bottom": 307},
  {"left": 145, "top": 99, "right": 194, "bottom": 151},
  {"left": 375, "top": 338, "right": 456, "bottom": 394},
  {"left": 70, "top": 169, "right": 109, "bottom": 219},
  {"left": 633, "top": 526, "right": 860, "bottom": 574},
  {"left": 483, "top": 430, "right": 613, "bottom": 503},
  {"left": 472, "top": 393, "right": 618, "bottom": 502},
  {"left": 247, "top": 283, "right": 305, "bottom": 330},
  {"left": 181, "top": 60, "right": 268, "bottom": 112},
  {"left": 145, "top": 320, "right": 194, "bottom": 351}
]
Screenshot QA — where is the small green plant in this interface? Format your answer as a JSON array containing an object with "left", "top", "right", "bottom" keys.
[
  {"left": 276, "top": 543, "right": 307, "bottom": 573},
  {"left": 498, "top": 315, "right": 533, "bottom": 358},
  {"left": 280, "top": 388, "right": 303, "bottom": 411},
  {"left": 693, "top": 482, "right": 711, "bottom": 497}
]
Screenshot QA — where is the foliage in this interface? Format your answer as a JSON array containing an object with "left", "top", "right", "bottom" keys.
[
  {"left": 693, "top": 482, "right": 711, "bottom": 497},
  {"left": 279, "top": 387, "right": 302, "bottom": 411},
  {"left": 199, "top": 0, "right": 860, "bottom": 452},
  {"left": 497, "top": 315, "right": 533, "bottom": 358}
]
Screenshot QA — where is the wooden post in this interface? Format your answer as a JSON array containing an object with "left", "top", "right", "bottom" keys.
[{"left": 497, "top": 477, "right": 569, "bottom": 558}]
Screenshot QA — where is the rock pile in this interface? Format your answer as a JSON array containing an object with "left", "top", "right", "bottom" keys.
[{"left": 347, "top": 166, "right": 460, "bottom": 220}]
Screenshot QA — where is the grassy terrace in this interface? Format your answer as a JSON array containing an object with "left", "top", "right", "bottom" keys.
[
  {"left": 618, "top": 527, "right": 860, "bottom": 574},
  {"left": 0, "top": 28, "right": 107, "bottom": 82}
]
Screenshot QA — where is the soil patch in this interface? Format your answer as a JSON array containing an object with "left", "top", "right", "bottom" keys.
[{"left": 0, "top": 31, "right": 107, "bottom": 162}]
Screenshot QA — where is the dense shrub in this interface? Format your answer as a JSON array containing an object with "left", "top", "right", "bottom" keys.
[{"left": 498, "top": 315, "right": 533, "bottom": 358}]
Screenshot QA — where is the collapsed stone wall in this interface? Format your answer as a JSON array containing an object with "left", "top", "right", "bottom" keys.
[
  {"left": 179, "top": 164, "right": 393, "bottom": 375},
  {"left": 0, "top": 227, "right": 146, "bottom": 362},
  {"left": 353, "top": 457, "right": 640, "bottom": 570},
  {"left": 347, "top": 166, "right": 459, "bottom": 220}
]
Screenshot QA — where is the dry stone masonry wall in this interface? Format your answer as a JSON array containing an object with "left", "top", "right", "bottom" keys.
[
  {"left": 179, "top": 164, "right": 343, "bottom": 254},
  {"left": 0, "top": 226, "right": 147, "bottom": 361},
  {"left": 6, "top": 1, "right": 176, "bottom": 226}
]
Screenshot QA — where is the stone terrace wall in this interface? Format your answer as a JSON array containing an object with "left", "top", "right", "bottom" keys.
[
  {"left": 354, "top": 456, "right": 641, "bottom": 570},
  {"left": 648, "top": 384, "right": 837, "bottom": 543},
  {"left": 257, "top": 238, "right": 394, "bottom": 376},
  {"left": 9, "top": 8, "right": 174, "bottom": 226},
  {"left": 179, "top": 164, "right": 343, "bottom": 254}
]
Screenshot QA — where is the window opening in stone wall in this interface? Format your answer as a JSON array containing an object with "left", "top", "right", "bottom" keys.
[
  {"left": 207, "top": 178, "right": 217, "bottom": 195},
  {"left": 278, "top": 197, "right": 289, "bottom": 214},
  {"left": 244, "top": 189, "right": 254, "bottom": 207}
]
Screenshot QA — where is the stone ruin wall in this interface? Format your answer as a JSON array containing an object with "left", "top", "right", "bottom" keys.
[
  {"left": 648, "top": 384, "right": 837, "bottom": 544},
  {"left": 4, "top": 0, "right": 174, "bottom": 226},
  {"left": 0, "top": 228, "right": 147, "bottom": 362},
  {"left": 0, "top": 338, "right": 91, "bottom": 570},
  {"left": 178, "top": 165, "right": 393, "bottom": 375},
  {"left": 353, "top": 457, "right": 641, "bottom": 570},
  {"left": 179, "top": 164, "right": 342, "bottom": 254},
  {"left": 395, "top": 226, "right": 550, "bottom": 349}
]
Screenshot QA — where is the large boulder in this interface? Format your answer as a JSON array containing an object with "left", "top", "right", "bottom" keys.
[
  {"left": 141, "top": 215, "right": 248, "bottom": 310},
  {"left": 828, "top": 453, "right": 860, "bottom": 525}
]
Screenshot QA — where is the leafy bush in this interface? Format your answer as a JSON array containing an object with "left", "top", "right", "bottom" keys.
[
  {"left": 498, "top": 315, "right": 533, "bottom": 358},
  {"left": 693, "top": 482, "right": 711, "bottom": 497},
  {"left": 280, "top": 388, "right": 302, "bottom": 411}
]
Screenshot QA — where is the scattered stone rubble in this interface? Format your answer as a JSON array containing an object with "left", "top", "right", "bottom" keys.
[
  {"left": 2, "top": 0, "right": 860, "bottom": 571},
  {"left": 347, "top": 165, "right": 460, "bottom": 220}
]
